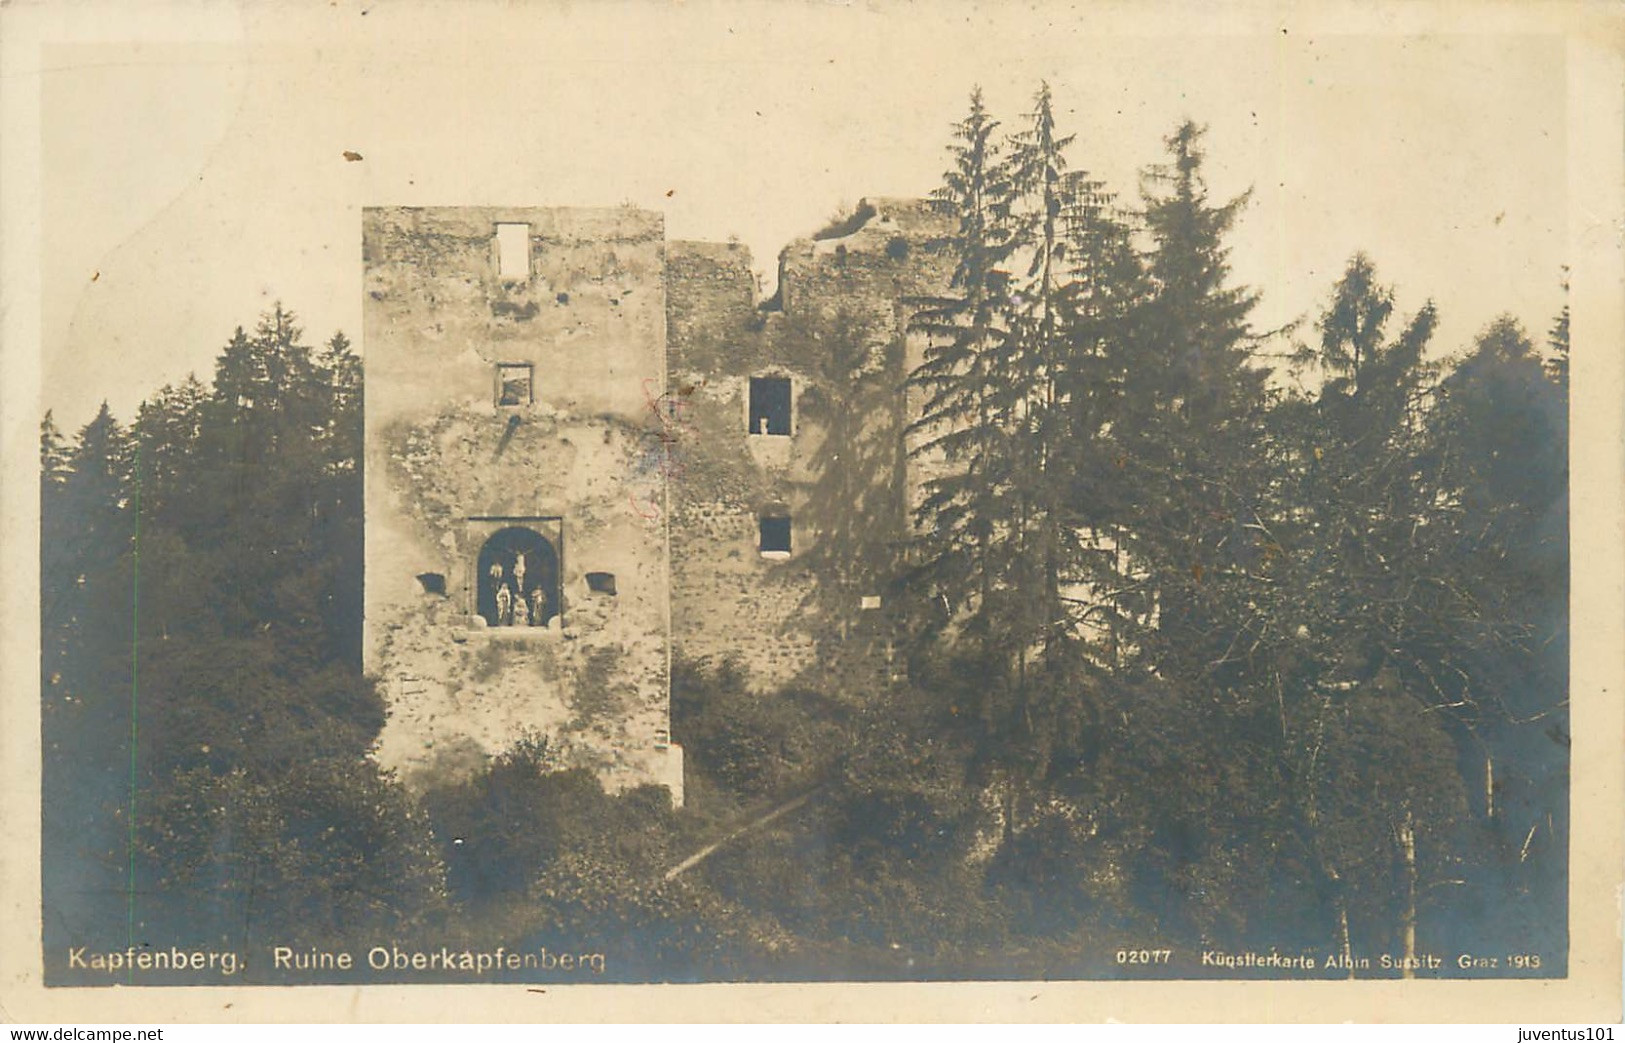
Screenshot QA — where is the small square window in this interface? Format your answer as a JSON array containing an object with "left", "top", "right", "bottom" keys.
[
  {"left": 496, "top": 223, "right": 531, "bottom": 281},
  {"left": 759, "top": 514, "right": 791, "bottom": 558},
  {"left": 749, "top": 376, "right": 792, "bottom": 436},
  {"left": 497, "top": 363, "right": 533, "bottom": 406}
]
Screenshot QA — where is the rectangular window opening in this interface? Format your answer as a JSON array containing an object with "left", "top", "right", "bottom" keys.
[
  {"left": 748, "top": 376, "right": 792, "bottom": 436},
  {"left": 497, "top": 363, "right": 533, "bottom": 407},
  {"left": 759, "top": 515, "right": 792, "bottom": 558},
  {"left": 496, "top": 223, "right": 531, "bottom": 281}
]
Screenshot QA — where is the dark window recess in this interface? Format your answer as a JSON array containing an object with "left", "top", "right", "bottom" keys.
[
  {"left": 748, "top": 376, "right": 792, "bottom": 436},
  {"left": 416, "top": 572, "right": 447, "bottom": 596},
  {"left": 585, "top": 571, "right": 617, "bottom": 595},
  {"left": 497, "top": 363, "right": 533, "bottom": 406},
  {"left": 759, "top": 515, "right": 792, "bottom": 556}
]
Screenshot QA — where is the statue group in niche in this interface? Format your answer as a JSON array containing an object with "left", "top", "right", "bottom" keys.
[{"left": 487, "top": 550, "right": 550, "bottom": 628}]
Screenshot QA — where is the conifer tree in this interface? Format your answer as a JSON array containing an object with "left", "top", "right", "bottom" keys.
[
  {"left": 316, "top": 330, "right": 363, "bottom": 471},
  {"left": 41, "top": 403, "right": 137, "bottom": 960},
  {"left": 311, "top": 330, "right": 366, "bottom": 661},
  {"left": 1075, "top": 123, "right": 1285, "bottom": 946},
  {"left": 1115, "top": 120, "right": 1270, "bottom": 679},
  {"left": 40, "top": 411, "right": 74, "bottom": 672},
  {"left": 43, "top": 307, "right": 448, "bottom": 974},
  {"left": 1269, "top": 255, "right": 1462, "bottom": 967},
  {"left": 1545, "top": 273, "right": 1569, "bottom": 392},
  {"left": 908, "top": 87, "right": 1113, "bottom": 832},
  {"left": 990, "top": 83, "right": 1111, "bottom": 798},
  {"left": 1003, "top": 79, "right": 1082, "bottom": 624},
  {"left": 59, "top": 403, "right": 135, "bottom": 661},
  {"left": 908, "top": 87, "right": 1018, "bottom": 611},
  {"left": 906, "top": 88, "right": 1027, "bottom": 824},
  {"left": 40, "top": 410, "right": 71, "bottom": 491},
  {"left": 1053, "top": 167, "right": 1154, "bottom": 674},
  {"left": 134, "top": 376, "right": 208, "bottom": 530},
  {"left": 1429, "top": 316, "right": 1568, "bottom": 958},
  {"left": 1007, "top": 81, "right": 1075, "bottom": 356}
]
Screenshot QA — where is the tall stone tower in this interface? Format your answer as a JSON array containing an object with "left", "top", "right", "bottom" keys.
[
  {"left": 663, "top": 198, "right": 956, "bottom": 696},
  {"left": 362, "top": 206, "right": 682, "bottom": 801}
]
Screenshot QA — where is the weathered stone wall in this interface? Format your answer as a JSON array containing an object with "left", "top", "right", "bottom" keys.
[
  {"left": 663, "top": 239, "right": 817, "bottom": 688},
  {"left": 361, "top": 197, "right": 955, "bottom": 799},
  {"left": 363, "top": 206, "right": 680, "bottom": 799},
  {"left": 665, "top": 239, "right": 759, "bottom": 376},
  {"left": 778, "top": 196, "right": 954, "bottom": 329},
  {"left": 363, "top": 206, "right": 669, "bottom": 423},
  {"left": 665, "top": 199, "right": 954, "bottom": 698}
]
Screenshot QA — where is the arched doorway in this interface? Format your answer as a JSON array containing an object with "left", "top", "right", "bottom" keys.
[{"left": 476, "top": 526, "right": 559, "bottom": 628}]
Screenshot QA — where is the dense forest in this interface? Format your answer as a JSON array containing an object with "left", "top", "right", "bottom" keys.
[{"left": 42, "top": 87, "right": 1568, "bottom": 983}]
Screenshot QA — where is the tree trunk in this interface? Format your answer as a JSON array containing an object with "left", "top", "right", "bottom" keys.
[
  {"left": 1399, "top": 808, "right": 1418, "bottom": 979},
  {"left": 1333, "top": 897, "right": 1354, "bottom": 978},
  {"left": 1326, "top": 862, "right": 1355, "bottom": 979}
]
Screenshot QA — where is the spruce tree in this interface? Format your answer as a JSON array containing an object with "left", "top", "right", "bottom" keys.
[
  {"left": 1078, "top": 122, "right": 1286, "bottom": 946},
  {"left": 1117, "top": 120, "right": 1270, "bottom": 680},
  {"left": 133, "top": 376, "right": 208, "bottom": 531},
  {"left": 40, "top": 410, "right": 71, "bottom": 492},
  {"left": 992, "top": 83, "right": 1111, "bottom": 803},
  {"left": 1545, "top": 272, "right": 1569, "bottom": 392},
  {"left": 906, "top": 88, "right": 1023, "bottom": 825},
  {"left": 1427, "top": 315, "right": 1569, "bottom": 961},
  {"left": 40, "top": 411, "right": 74, "bottom": 677},
  {"left": 1270, "top": 255, "right": 1464, "bottom": 967},
  {"left": 43, "top": 307, "right": 449, "bottom": 976},
  {"left": 908, "top": 87, "right": 1018, "bottom": 610},
  {"left": 908, "top": 86, "right": 1115, "bottom": 834},
  {"left": 1052, "top": 167, "right": 1154, "bottom": 675},
  {"left": 42, "top": 403, "right": 137, "bottom": 965}
]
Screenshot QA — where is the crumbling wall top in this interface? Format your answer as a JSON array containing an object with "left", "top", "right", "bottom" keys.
[
  {"left": 669, "top": 239, "right": 756, "bottom": 268},
  {"left": 364, "top": 205, "right": 665, "bottom": 248}
]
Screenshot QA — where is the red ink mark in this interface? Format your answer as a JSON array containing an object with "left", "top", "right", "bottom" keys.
[{"left": 630, "top": 377, "right": 708, "bottom": 518}]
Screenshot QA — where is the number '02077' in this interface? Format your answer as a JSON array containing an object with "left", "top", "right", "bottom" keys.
[{"left": 1115, "top": 949, "right": 1173, "bottom": 965}]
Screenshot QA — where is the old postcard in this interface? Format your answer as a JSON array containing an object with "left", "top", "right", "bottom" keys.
[{"left": 2, "top": 0, "right": 1621, "bottom": 1024}]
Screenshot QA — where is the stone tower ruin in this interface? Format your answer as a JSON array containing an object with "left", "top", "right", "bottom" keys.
[{"left": 362, "top": 199, "right": 953, "bottom": 803}]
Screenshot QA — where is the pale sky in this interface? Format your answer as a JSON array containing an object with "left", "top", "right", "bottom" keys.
[{"left": 39, "top": 2, "right": 1568, "bottom": 429}]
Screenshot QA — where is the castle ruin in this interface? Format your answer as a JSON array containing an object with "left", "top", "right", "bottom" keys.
[{"left": 362, "top": 199, "right": 955, "bottom": 803}]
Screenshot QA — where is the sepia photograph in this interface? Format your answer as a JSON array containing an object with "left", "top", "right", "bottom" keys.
[{"left": 2, "top": 0, "right": 1621, "bottom": 1024}]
